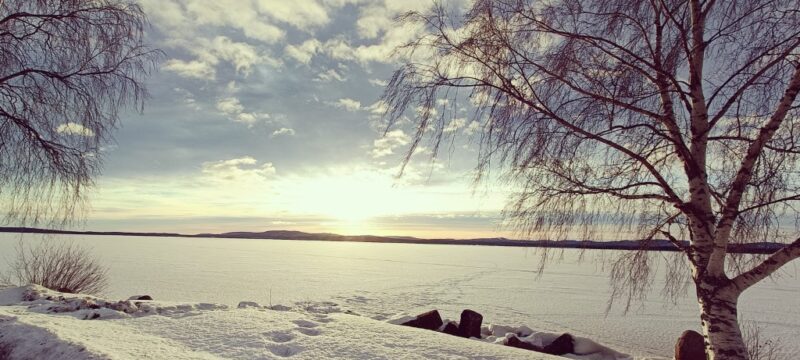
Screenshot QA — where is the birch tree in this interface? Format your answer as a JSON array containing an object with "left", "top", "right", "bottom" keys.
[
  {"left": 0, "top": 0, "right": 160, "bottom": 226},
  {"left": 382, "top": 1, "right": 800, "bottom": 359}
]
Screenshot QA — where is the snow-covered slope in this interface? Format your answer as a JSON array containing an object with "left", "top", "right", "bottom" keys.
[{"left": 0, "top": 285, "right": 579, "bottom": 360}]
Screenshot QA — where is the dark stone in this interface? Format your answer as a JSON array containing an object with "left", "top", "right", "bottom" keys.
[
  {"left": 506, "top": 335, "right": 543, "bottom": 352},
  {"left": 675, "top": 330, "right": 706, "bottom": 360},
  {"left": 442, "top": 322, "right": 460, "bottom": 336},
  {"left": 400, "top": 310, "right": 443, "bottom": 331},
  {"left": 542, "top": 333, "right": 575, "bottom": 355},
  {"left": 458, "top": 309, "right": 483, "bottom": 338},
  {"left": 129, "top": 295, "right": 153, "bottom": 301}
]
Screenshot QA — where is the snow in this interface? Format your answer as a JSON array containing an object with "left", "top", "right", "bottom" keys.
[
  {"left": 0, "top": 286, "right": 578, "bottom": 360},
  {"left": 1, "top": 234, "right": 797, "bottom": 358}
]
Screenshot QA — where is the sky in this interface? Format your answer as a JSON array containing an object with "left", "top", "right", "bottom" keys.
[{"left": 84, "top": 0, "right": 515, "bottom": 238}]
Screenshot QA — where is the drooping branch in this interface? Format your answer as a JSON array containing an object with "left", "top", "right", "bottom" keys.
[{"left": 0, "top": 0, "right": 162, "bottom": 226}]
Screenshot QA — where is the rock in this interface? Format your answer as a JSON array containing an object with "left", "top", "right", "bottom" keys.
[
  {"left": 458, "top": 309, "right": 483, "bottom": 338},
  {"left": 401, "top": 310, "right": 443, "bottom": 331},
  {"left": 128, "top": 295, "right": 153, "bottom": 301},
  {"left": 542, "top": 333, "right": 574, "bottom": 355},
  {"left": 516, "top": 325, "right": 534, "bottom": 337},
  {"left": 489, "top": 324, "right": 517, "bottom": 337},
  {"left": 442, "top": 322, "right": 460, "bottom": 336},
  {"left": 675, "top": 330, "right": 706, "bottom": 360},
  {"left": 237, "top": 301, "right": 260, "bottom": 309},
  {"left": 506, "top": 335, "right": 543, "bottom": 351}
]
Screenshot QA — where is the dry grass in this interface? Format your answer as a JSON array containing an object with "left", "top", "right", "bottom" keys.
[
  {"left": 3, "top": 240, "right": 108, "bottom": 295},
  {"left": 742, "top": 320, "right": 786, "bottom": 360},
  {"left": 0, "top": 341, "right": 12, "bottom": 360}
]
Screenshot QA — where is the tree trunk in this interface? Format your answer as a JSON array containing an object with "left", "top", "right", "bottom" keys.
[{"left": 697, "top": 281, "right": 748, "bottom": 360}]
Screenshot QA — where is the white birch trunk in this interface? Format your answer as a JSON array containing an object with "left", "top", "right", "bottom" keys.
[{"left": 696, "top": 283, "right": 747, "bottom": 360}]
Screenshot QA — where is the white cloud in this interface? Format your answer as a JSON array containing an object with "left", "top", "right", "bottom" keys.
[
  {"left": 216, "top": 97, "right": 262, "bottom": 126},
  {"left": 183, "top": 0, "right": 285, "bottom": 43},
  {"left": 369, "top": 78, "right": 388, "bottom": 87},
  {"left": 355, "top": 1, "right": 432, "bottom": 39},
  {"left": 285, "top": 39, "right": 321, "bottom": 64},
  {"left": 312, "top": 1, "right": 435, "bottom": 66},
  {"left": 173, "top": 88, "right": 201, "bottom": 110},
  {"left": 443, "top": 118, "right": 467, "bottom": 133},
  {"left": 162, "top": 59, "right": 216, "bottom": 80},
  {"left": 315, "top": 68, "right": 346, "bottom": 82},
  {"left": 254, "top": 0, "right": 331, "bottom": 31},
  {"left": 371, "top": 129, "right": 410, "bottom": 158},
  {"left": 366, "top": 100, "right": 388, "bottom": 115},
  {"left": 166, "top": 36, "right": 280, "bottom": 80},
  {"left": 201, "top": 36, "right": 277, "bottom": 74},
  {"left": 329, "top": 98, "right": 361, "bottom": 111},
  {"left": 216, "top": 97, "right": 245, "bottom": 114},
  {"left": 464, "top": 120, "right": 482, "bottom": 135},
  {"left": 236, "top": 113, "right": 258, "bottom": 124},
  {"left": 56, "top": 122, "right": 95, "bottom": 137},
  {"left": 271, "top": 127, "right": 296, "bottom": 137},
  {"left": 202, "top": 156, "right": 277, "bottom": 181}
]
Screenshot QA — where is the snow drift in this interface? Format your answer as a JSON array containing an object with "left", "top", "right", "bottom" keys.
[{"left": 0, "top": 285, "right": 645, "bottom": 359}]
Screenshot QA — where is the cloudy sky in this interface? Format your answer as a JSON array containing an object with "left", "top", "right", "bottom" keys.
[{"left": 87, "top": 0, "right": 513, "bottom": 238}]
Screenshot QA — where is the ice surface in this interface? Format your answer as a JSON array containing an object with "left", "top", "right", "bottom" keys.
[{"left": 1, "top": 233, "right": 797, "bottom": 358}]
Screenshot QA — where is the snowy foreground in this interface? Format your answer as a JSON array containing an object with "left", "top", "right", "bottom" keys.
[{"left": 0, "top": 285, "right": 639, "bottom": 360}]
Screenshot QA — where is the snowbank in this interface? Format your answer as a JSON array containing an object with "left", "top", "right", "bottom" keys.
[{"left": 0, "top": 285, "right": 570, "bottom": 360}]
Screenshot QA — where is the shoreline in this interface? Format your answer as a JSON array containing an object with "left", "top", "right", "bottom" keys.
[{"left": 0, "top": 226, "right": 785, "bottom": 254}]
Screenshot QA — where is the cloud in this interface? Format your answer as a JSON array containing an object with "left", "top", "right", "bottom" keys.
[
  {"left": 200, "top": 36, "right": 279, "bottom": 75},
  {"left": 368, "top": 78, "right": 388, "bottom": 87},
  {"left": 285, "top": 39, "right": 321, "bottom": 64},
  {"left": 183, "top": 1, "right": 285, "bottom": 43},
  {"left": 371, "top": 129, "right": 410, "bottom": 158},
  {"left": 216, "top": 97, "right": 263, "bottom": 125},
  {"left": 443, "top": 118, "right": 466, "bottom": 133},
  {"left": 271, "top": 127, "right": 296, "bottom": 137},
  {"left": 328, "top": 98, "right": 361, "bottom": 111},
  {"left": 254, "top": 0, "right": 331, "bottom": 32},
  {"left": 366, "top": 100, "right": 388, "bottom": 115},
  {"left": 310, "top": 1, "right": 436, "bottom": 66},
  {"left": 355, "top": 1, "right": 432, "bottom": 39},
  {"left": 315, "top": 68, "right": 346, "bottom": 82},
  {"left": 201, "top": 156, "right": 276, "bottom": 181},
  {"left": 56, "top": 122, "right": 95, "bottom": 137},
  {"left": 162, "top": 59, "right": 216, "bottom": 80},
  {"left": 216, "top": 97, "right": 245, "bottom": 114},
  {"left": 463, "top": 121, "right": 482, "bottom": 135},
  {"left": 165, "top": 36, "right": 280, "bottom": 81}
]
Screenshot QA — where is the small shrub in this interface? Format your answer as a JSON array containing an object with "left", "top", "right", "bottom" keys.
[
  {"left": 742, "top": 320, "right": 785, "bottom": 360},
  {"left": 4, "top": 240, "right": 108, "bottom": 295},
  {"left": 0, "top": 341, "right": 13, "bottom": 360}
]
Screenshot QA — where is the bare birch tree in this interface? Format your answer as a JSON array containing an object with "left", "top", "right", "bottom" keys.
[
  {"left": 0, "top": 0, "right": 161, "bottom": 226},
  {"left": 383, "top": 1, "right": 800, "bottom": 359}
]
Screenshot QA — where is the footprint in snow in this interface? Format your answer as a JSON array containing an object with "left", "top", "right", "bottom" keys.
[
  {"left": 267, "top": 343, "right": 303, "bottom": 357},
  {"left": 263, "top": 330, "right": 295, "bottom": 343},
  {"left": 292, "top": 319, "right": 318, "bottom": 328},
  {"left": 294, "top": 327, "right": 321, "bottom": 336}
]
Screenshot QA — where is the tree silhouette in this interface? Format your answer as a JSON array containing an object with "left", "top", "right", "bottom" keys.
[
  {"left": 0, "top": 0, "right": 161, "bottom": 226},
  {"left": 383, "top": 1, "right": 800, "bottom": 359}
]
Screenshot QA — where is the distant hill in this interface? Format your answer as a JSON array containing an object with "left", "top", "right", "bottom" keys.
[{"left": 0, "top": 226, "right": 784, "bottom": 254}]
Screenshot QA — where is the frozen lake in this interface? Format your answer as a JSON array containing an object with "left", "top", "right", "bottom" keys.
[{"left": 1, "top": 233, "right": 797, "bottom": 358}]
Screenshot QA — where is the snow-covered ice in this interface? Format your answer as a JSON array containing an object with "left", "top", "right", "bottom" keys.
[
  {"left": 1, "top": 234, "right": 797, "bottom": 358},
  {"left": 0, "top": 285, "right": 578, "bottom": 360}
]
